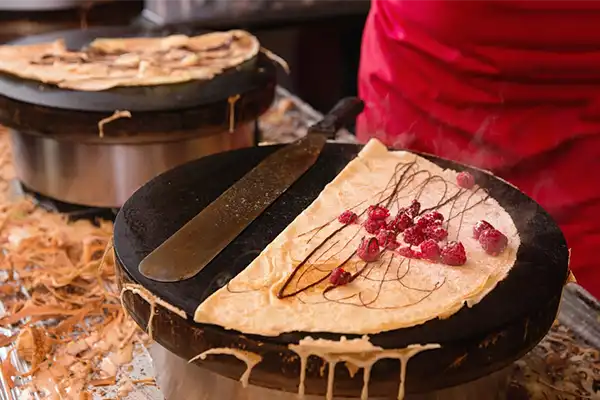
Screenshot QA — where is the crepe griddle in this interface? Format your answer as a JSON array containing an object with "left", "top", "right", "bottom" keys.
[
  {"left": 0, "top": 26, "right": 276, "bottom": 139},
  {"left": 0, "top": 26, "right": 261, "bottom": 112},
  {"left": 114, "top": 139, "right": 569, "bottom": 397}
]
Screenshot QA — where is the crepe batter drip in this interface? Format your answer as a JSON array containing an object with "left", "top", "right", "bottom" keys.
[
  {"left": 188, "top": 348, "right": 262, "bottom": 389},
  {"left": 184, "top": 338, "right": 439, "bottom": 400},
  {"left": 266, "top": 160, "right": 489, "bottom": 308},
  {"left": 289, "top": 336, "right": 440, "bottom": 400},
  {"left": 228, "top": 94, "right": 241, "bottom": 133},
  {"left": 119, "top": 283, "right": 187, "bottom": 340}
]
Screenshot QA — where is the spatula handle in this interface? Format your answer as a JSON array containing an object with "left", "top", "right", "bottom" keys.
[{"left": 308, "top": 97, "right": 365, "bottom": 140}]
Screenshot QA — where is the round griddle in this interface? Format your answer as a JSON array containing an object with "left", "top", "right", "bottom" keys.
[
  {"left": 114, "top": 140, "right": 569, "bottom": 397},
  {"left": 0, "top": 27, "right": 277, "bottom": 138},
  {"left": 0, "top": 26, "right": 276, "bottom": 138}
]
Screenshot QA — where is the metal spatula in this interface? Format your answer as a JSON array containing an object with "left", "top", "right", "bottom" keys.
[{"left": 139, "top": 97, "right": 364, "bottom": 282}]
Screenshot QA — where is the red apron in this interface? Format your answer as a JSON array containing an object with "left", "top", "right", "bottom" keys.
[{"left": 358, "top": 0, "right": 600, "bottom": 298}]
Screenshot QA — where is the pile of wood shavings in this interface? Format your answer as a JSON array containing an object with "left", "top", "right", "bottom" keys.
[{"left": 0, "top": 130, "right": 152, "bottom": 399}]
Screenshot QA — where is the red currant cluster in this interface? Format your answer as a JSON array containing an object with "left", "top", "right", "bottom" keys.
[{"left": 329, "top": 171, "right": 507, "bottom": 287}]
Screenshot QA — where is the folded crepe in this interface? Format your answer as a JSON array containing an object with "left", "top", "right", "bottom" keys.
[
  {"left": 0, "top": 30, "right": 259, "bottom": 91},
  {"left": 195, "top": 139, "right": 521, "bottom": 336}
]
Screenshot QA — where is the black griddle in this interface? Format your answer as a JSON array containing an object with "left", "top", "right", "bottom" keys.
[
  {"left": 0, "top": 26, "right": 276, "bottom": 139},
  {"left": 113, "top": 114, "right": 569, "bottom": 396}
]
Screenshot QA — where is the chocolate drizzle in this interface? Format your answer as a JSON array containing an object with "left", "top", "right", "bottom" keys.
[{"left": 228, "top": 157, "right": 492, "bottom": 310}]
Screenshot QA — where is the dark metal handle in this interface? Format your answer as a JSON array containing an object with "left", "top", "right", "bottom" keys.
[{"left": 308, "top": 97, "right": 365, "bottom": 140}]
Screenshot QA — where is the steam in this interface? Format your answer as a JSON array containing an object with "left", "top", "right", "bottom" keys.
[
  {"left": 360, "top": 96, "right": 421, "bottom": 150},
  {"left": 360, "top": 96, "right": 392, "bottom": 145},
  {"left": 360, "top": 96, "right": 559, "bottom": 235}
]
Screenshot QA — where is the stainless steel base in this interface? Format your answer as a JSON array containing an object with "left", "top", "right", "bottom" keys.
[
  {"left": 10, "top": 124, "right": 255, "bottom": 208},
  {"left": 150, "top": 344, "right": 510, "bottom": 400}
]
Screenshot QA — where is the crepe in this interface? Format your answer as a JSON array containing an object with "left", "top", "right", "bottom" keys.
[
  {"left": 0, "top": 30, "right": 260, "bottom": 91},
  {"left": 194, "top": 139, "right": 521, "bottom": 336}
]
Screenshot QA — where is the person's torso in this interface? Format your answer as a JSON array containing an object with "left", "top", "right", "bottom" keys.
[{"left": 359, "top": 0, "right": 600, "bottom": 160}]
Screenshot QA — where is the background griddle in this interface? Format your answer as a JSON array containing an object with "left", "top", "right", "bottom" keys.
[
  {"left": 0, "top": 26, "right": 276, "bottom": 140},
  {"left": 113, "top": 142, "right": 569, "bottom": 396}
]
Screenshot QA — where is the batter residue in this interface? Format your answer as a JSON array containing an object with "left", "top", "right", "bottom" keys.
[
  {"left": 119, "top": 283, "right": 187, "bottom": 340},
  {"left": 188, "top": 348, "right": 263, "bottom": 388},
  {"left": 289, "top": 336, "right": 440, "bottom": 400}
]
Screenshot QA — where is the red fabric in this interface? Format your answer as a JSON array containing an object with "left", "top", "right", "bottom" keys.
[{"left": 358, "top": 0, "right": 600, "bottom": 299}]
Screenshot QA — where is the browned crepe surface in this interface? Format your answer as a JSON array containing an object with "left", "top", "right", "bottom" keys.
[{"left": 0, "top": 30, "right": 260, "bottom": 91}]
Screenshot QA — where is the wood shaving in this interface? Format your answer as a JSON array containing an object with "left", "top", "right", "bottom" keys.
[
  {"left": 131, "top": 377, "right": 156, "bottom": 385},
  {"left": 97, "top": 110, "right": 131, "bottom": 138},
  {"left": 90, "top": 376, "right": 116, "bottom": 387},
  {"left": 0, "top": 334, "right": 16, "bottom": 347},
  {"left": 15, "top": 326, "right": 53, "bottom": 371},
  {"left": 0, "top": 129, "right": 150, "bottom": 398}
]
